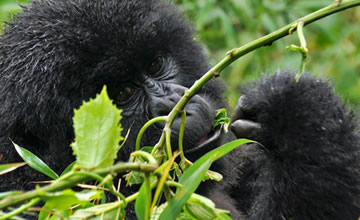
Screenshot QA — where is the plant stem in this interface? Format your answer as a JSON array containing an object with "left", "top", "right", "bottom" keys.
[
  {"left": 164, "top": 127, "right": 173, "bottom": 159},
  {"left": 144, "top": 174, "right": 152, "bottom": 220},
  {"left": 178, "top": 111, "right": 187, "bottom": 162},
  {"left": 0, "top": 162, "right": 158, "bottom": 209},
  {"left": 0, "top": 198, "right": 41, "bottom": 220},
  {"left": 136, "top": 116, "right": 167, "bottom": 151},
  {"left": 151, "top": 153, "right": 178, "bottom": 211},
  {"left": 162, "top": 0, "right": 360, "bottom": 137}
]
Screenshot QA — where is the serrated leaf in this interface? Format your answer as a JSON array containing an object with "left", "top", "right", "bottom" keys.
[
  {"left": 12, "top": 142, "right": 59, "bottom": 180},
  {"left": 159, "top": 139, "right": 254, "bottom": 219},
  {"left": 71, "top": 86, "right": 123, "bottom": 169},
  {"left": 0, "top": 162, "right": 26, "bottom": 175}
]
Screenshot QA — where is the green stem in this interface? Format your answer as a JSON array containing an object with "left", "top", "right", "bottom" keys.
[
  {"left": 178, "top": 111, "right": 187, "bottom": 162},
  {"left": 98, "top": 175, "right": 128, "bottom": 208},
  {"left": 136, "top": 116, "right": 167, "bottom": 151},
  {"left": 166, "top": 181, "right": 183, "bottom": 189},
  {"left": 144, "top": 174, "right": 152, "bottom": 220},
  {"left": 294, "top": 20, "right": 309, "bottom": 81},
  {"left": 0, "top": 162, "right": 158, "bottom": 209},
  {"left": 151, "top": 153, "right": 178, "bottom": 211},
  {"left": 0, "top": 198, "right": 41, "bottom": 220},
  {"left": 297, "top": 20, "right": 307, "bottom": 50},
  {"left": 164, "top": 127, "right": 173, "bottom": 159},
  {"left": 151, "top": 134, "right": 165, "bottom": 156},
  {"left": 131, "top": 151, "right": 158, "bottom": 165}
]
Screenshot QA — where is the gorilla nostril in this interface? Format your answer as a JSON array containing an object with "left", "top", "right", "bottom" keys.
[
  {"left": 158, "top": 109, "right": 171, "bottom": 116},
  {"left": 152, "top": 97, "right": 177, "bottom": 117}
]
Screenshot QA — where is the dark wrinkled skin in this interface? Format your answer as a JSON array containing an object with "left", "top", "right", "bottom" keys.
[{"left": 0, "top": 0, "right": 359, "bottom": 219}]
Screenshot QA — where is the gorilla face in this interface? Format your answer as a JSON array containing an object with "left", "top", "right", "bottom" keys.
[{"left": 0, "top": 0, "right": 227, "bottom": 170}]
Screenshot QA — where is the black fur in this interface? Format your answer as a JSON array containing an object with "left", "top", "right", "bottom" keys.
[
  {"left": 0, "top": 0, "right": 359, "bottom": 219},
  {"left": 228, "top": 72, "right": 360, "bottom": 219}
]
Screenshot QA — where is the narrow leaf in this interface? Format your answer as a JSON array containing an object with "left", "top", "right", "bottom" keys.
[
  {"left": 135, "top": 176, "right": 155, "bottom": 220},
  {"left": 159, "top": 139, "right": 254, "bottom": 219},
  {"left": 60, "top": 161, "right": 76, "bottom": 176},
  {"left": 71, "top": 86, "right": 123, "bottom": 169},
  {"left": 135, "top": 181, "right": 147, "bottom": 220},
  {"left": 158, "top": 159, "right": 213, "bottom": 220},
  {"left": 12, "top": 142, "right": 59, "bottom": 180},
  {"left": 0, "top": 162, "right": 26, "bottom": 175}
]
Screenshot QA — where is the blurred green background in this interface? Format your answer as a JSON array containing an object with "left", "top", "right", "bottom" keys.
[{"left": 1, "top": 0, "right": 359, "bottom": 108}]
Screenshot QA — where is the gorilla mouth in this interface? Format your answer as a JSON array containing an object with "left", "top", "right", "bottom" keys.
[{"left": 185, "top": 125, "right": 224, "bottom": 154}]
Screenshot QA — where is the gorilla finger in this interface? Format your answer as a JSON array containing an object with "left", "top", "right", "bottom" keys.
[
  {"left": 230, "top": 119, "right": 261, "bottom": 139},
  {"left": 231, "top": 96, "right": 252, "bottom": 122}
]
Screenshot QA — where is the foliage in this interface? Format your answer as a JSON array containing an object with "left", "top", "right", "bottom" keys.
[
  {"left": 1, "top": 0, "right": 359, "bottom": 105},
  {"left": 0, "top": 1, "right": 359, "bottom": 219},
  {"left": 172, "top": 0, "right": 360, "bottom": 107},
  {"left": 0, "top": 0, "right": 28, "bottom": 32},
  {"left": 0, "top": 87, "right": 252, "bottom": 219}
]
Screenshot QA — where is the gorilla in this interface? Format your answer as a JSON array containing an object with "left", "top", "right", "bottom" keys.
[{"left": 0, "top": 0, "right": 359, "bottom": 219}]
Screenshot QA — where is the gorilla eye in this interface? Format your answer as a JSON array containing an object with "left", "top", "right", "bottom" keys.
[
  {"left": 147, "top": 56, "right": 164, "bottom": 75},
  {"left": 115, "top": 86, "right": 134, "bottom": 103}
]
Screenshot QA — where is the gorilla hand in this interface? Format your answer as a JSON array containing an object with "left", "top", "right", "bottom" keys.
[{"left": 230, "top": 96, "right": 261, "bottom": 140}]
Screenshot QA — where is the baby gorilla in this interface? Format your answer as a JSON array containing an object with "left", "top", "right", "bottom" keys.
[{"left": 0, "top": 0, "right": 359, "bottom": 219}]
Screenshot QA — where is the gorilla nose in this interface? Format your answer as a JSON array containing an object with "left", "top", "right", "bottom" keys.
[
  {"left": 150, "top": 84, "right": 187, "bottom": 117},
  {"left": 151, "top": 92, "right": 182, "bottom": 117}
]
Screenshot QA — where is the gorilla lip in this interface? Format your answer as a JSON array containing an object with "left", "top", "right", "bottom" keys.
[{"left": 185, "top": 125, "right": 223, "bottom": 154}]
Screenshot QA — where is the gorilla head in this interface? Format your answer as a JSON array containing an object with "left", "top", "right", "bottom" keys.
[{"left": 0, "top": 0, "right": 227, "bottom": 172}]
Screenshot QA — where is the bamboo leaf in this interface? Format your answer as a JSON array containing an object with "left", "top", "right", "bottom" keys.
[
  {"left": 0, "top": 162, "right": 26, "bottom": 175},
  {"left": 12, "top": 142, "right": 59, "bottom": 180},
  {"left": 159, "top": 139, "right": 253, "bottom": 219}
]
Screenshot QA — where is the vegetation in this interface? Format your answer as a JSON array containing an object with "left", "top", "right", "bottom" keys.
[
  {"left": 0, "top": 0, "right": 359, "bottom": 219},
  {"left": 173, "top": 0, "right": 360, "bottom": 106}
]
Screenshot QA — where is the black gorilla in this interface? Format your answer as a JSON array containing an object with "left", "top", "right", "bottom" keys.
[{"left": 0, "top": 0, "right": 359, "bottom": 219}]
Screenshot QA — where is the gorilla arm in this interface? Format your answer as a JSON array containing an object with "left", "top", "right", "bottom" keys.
[{"left": 229, "top": 72, "right": 360, "bottom": 219}]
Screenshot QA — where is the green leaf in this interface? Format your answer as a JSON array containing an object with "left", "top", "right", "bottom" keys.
[
  {"left": 159, "top": 139, "right": 254, "bottom": 219},
  {"left": 151, "top": 203, "right": 167, "bottom": 220},
  {"left": 135, "top": 181, "right": 148, "bottom": 220},
  {"left": 39, "top": 190, "right": 99, "bottom": 220},
  {"left": 124, "top": 171, "right": 144, "bottom": 186},
  {"left": 12, "top": 142, "right": 59, "bottom": 180},
  {"left": 70, "top": 202, "right": 124, "bottom": 220},
  {"left": 185, "top": 194, "right": 231, "bottom": 219},
  {"left": 60, "top": 161, "right": 76, "bottom": 176},
  {"left": 213, "top": 108, "right": 231, "bottom": 132},
  {"left": 159, "top": 158, "right": 213, "bottom": 220},
  {"left": 0, "top": 162, "right": 26, "bottom": 175},
  {"left": 135, "top": 176, "right": 155, "bottom": 220},
  {"left": 71, "top": 86, "right": 123, "bottom": 169},
  {"left": 204, "top": 169, "right": 223, "bottom": 182}
]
